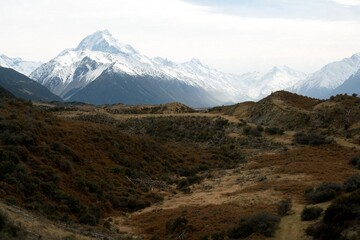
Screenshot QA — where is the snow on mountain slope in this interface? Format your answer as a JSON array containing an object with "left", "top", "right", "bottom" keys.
[
  {"left": 292, "top": 53, "right": 360, "bottom": 98},
  {"left": 247, "top": 66, "right": 307, "bottom": 99},
  {"left": 31, "top": 30, "right": 310, "bottom": 105},
  {"left": 0, "top": 54, "right": 41, "bottom": 76},
  {"left": 31, "top": 30, "right": 246, "bottom": 103},
  {"left": 331, "top": 69, "right": 360, "bottom": 96}
]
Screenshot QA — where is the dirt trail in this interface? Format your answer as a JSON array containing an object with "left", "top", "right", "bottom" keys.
[
  {"left": 0, "top": 202, "right": 94, "bottom": 240},
  {"left": 132, "top": 167, "right": 280, "bottom": 216},
  {"left": 273, "top": 203, "right": 308, "bottom": 240},
  {"left": 113, "top": 163, "right": 312, "bottom": 238},
  {"left": 334, "top": 137, "right": 360, "bottom": 150}
]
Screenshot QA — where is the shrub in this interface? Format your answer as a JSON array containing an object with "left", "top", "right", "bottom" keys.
[
  {"left": 294, "top": 132, "right": 330, "bottom": 146},
  {"left": 126, "top": 198, "right": 150, "bottom": 212},
  {"left": 301, "top": 207, "right": 323, "bottom": 221},
  {"left": 343, "top": 174, "right": 360, "bottom": 192},
  {"left": 166, "top": 216, "right": 188, "bottom": 234},
  {"left": 228, "top": 212, "right": 280, "bottom": 238},
  {"left": 256, "top": 125, "right": 264, "bottom": 132},
  {"left": 265, "top": 127, "right": 284, "bottom": 135},
  {"left": 243, "top": 127, "right": 262, "bottom": 137},
  {"left": 277, "top": 198, "right": 292, "bottom": 216},
  {"left": 306, "top": 190, "right": 360, "bottom": 240},
  {"left": 0, "top": 211, "right": 7, "bottom": 230},
  {"left": 349, "top": 155, "right": 360, "bottom": 169},
  {"left": 78, "top": 207, "right": 100, "bottom": 226},
  {"left": 304, "top": 182, "right": 342, "bottom": 203},
  {"left": 0, "top": 210, "right": 27, "bottom": 239}
]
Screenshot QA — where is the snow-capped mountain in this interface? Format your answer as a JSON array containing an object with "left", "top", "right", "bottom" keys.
[
  {"left": 292, "top": 53, "right": 360, "bottom": 98},
  {"left": 31, "top": 30, "right": 249, "bottom": 106},
  {"left": 246, "top": 66, "right": 307, "bottom": 100},
  {"left": 0, "top": 54, "right": 42, "bottom": 76},
  {"left": 331, "top": 69, "right": 360, "bottom": 96},
  {"left": 31, "top": 30, "right": 308, "bottom": 106}
]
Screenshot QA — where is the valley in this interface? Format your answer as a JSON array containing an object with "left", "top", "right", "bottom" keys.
[
  {"left": 0, "top": 90, "right": 359, "bottom": 239},
  {"left": 1, "top": 2, "right": 360, "bottom": 239}
]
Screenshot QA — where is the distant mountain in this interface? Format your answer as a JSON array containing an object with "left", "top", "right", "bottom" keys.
[
  {"left": 31, "top": 30, "right": 306, "bottom": 106},
  {"left": 0, "top": 66, "right": 62, "bottom": 101},
  {"left": 31, "top": 30, "right": 239, "bottom": 107},
  {"left": 245, "top": 66, "right": 307, "bottom": 100},
  {"left": 0, "top": 54, "right": 41, "bottom": 76},
  {"left": 331, "top": 69, "right": 360, "bottom": 96},
  {"left": 69, "top": 68, "right": 219, "bottom": 106},
  {"left": 292, "top": 53, "right": 360, "bottom": 99}
]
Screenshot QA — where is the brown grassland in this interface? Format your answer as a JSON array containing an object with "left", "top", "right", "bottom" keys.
[{"left": 0, "top": 90, "right": 360, "bottom": 239}]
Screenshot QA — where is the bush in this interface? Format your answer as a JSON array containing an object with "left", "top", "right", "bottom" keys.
[
  {"left": 228, "top": 212, "right": 280, "bottom": 238},
  {"left": 0, "top": 210, "right": 27, "bottom": 239},
  {"left": 166, "top": 216, "right": 188, "bottom": 234},
  {"left": 294, "top": 132, "right": 330, "bottom": 146},
  {"left": 243, "top": 126, "right": 262, "bottom": 137},
  {"left": 343, "top": 174, "right": 360, "bottom": 192},
  {"left": 301, "top": 207, "right": 323, "bottom": 221},
  {"left": 304, "top": 182, "right": 342, "bottom": 203},
  {"left": 306, "top": 190, "right": 360, "bottom": 240},
  {"left": 277, "top": 198, "right": 292, "bottom": 216},
  {"left": 78, "top": 207, "right": 100, "bottom": 226},
  {"left": 349, "top": 155, "right": 360, "bottom": 169},
  {"left": 265, "top": 127, "right": 284, "bottom": 135},
  {"left": 256, "top": 125, "right": 264, "bottom": 132}
]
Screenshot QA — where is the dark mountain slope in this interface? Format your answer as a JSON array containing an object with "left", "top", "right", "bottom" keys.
[
  {"left": 0, "top": 67, "right": 62, "bottom": 102},
  {"left": 0, "top": 84, "right": 15, "bottom": 98},
  {"left": 331, "top": 70, "right": 360, "bottom": 96},
  {"left": 68, "top": 70, "right": 219, "bottom": 107}
]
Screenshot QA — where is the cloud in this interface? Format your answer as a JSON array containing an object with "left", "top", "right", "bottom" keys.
[
  {"left": 1, "top": 0, "right": 360, "bottom": 75},
  {"left": 333, "top": 0, "right": 360, "bottom": 6},
  {"left": 184, "top": 0, "right": 360, "bottom": 21}
]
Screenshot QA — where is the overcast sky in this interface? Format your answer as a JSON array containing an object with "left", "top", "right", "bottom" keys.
[{"left": 1, "top": 0, "right": 360, "bottom": 74}]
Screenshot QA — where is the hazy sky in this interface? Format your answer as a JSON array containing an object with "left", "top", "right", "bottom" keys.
[{"left": 1, "top": 0, "right": 360, "bottom": 74}]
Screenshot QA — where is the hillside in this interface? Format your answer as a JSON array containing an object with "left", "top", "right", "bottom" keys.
[
  {"left": 0, "top": 85, "right": 15, "bottom": 99},
  {"left": 0, "top": 67, "right": 62, "bottom": 102},
  {"left": 212, "top": 91, "right": 360, "bottom": 141},
  {"left": 0, "top": 92, "right": 359, "bottom": 240}
]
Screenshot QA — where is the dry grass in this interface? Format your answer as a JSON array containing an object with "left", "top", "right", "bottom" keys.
[
  {"left": 241, "top": 145, "right": 359, "bottom": 201},
  {"left": 127, "top": 203, "right": 276, "bottom": 240}
]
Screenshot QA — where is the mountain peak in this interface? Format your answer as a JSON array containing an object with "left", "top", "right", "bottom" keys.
[{"left": 75, "top": 30, "right": 137, "bottom": 55}]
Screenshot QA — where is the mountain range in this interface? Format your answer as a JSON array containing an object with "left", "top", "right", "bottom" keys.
[
  {"left": 1, "top": 30, "right": 359, "bottom": 106},
  {"left": 0, "top": 54, "right": 41, "bottom": 76},
  {"left": 28, "top": 30, "right": 309, "bottom": 106}
]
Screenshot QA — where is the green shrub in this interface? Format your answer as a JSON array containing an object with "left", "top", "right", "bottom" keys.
[
  {"left": 294, "top": 132, "right": 330, "bottom": 146},
  {"left": 256, "top": 125, "right": 264, "bottom": 132},
  {"left": 166, "top": 216, "right": 188, "bottom": 234},
  {"left": 126, "top": 197, "right": 150, "bottom": 212},
  {"left": 343, "top": 174, "right": 360, "bottom": 192},
  {"left": 304, "top": 183, "right": 342, "bottom": 203},
  {"left": 265, "top": 127, "right": 284, "bottom": 135},
  {"left": 0, "top": 210, "right": 27, "bottom": 239},
  {"left": 79, "top": 207, "right": 101, "bottom": 226},
  {"left": 301, "top": 207, "right": 323, "bottom": 221},
  {"left": 349, "top": 155, "right": 360, "bottom": 169},
  {"left": 306, "top": 190, "right": 360, "bottom": 240},
  {"left": 228, "top": 212, "right": 280, "bottom": 238},
  {"left": 277, "top": 198, "right": 292, "bottom": 216}
]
